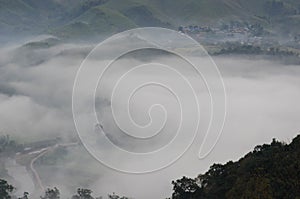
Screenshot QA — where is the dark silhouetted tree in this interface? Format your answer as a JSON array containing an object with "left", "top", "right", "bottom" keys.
[
  {"left": 0, "top": 179, "right": 14, "bottom": 199},
  {"left": 108, "top": 193, "right": 129, "bottom": 199},
  {"left": 40, "top": 188, "right": 60, "bottom": 199},
  {"left": 171, "top": 135, "right": 300, "bottom": 199},
  {"left": 72, "top": 188, "right": 94, "bottom": 199},
  {"left": 19, "top": 192, "right": 29, "bottom": 199}
]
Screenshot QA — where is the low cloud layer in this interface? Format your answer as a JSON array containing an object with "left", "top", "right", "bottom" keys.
[{"left": 0, "top": 38, "right": 299, "bottom": 198}]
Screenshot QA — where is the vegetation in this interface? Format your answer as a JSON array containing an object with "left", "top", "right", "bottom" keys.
[
  {"left": 18, "top": 192, "right": 29, "bottom": 199},
  {"left": 40, "top": 188, "right": 60, "bottom": 199},
  {"left": 1, "top": 0, "right": 300, "bottom": 38},
  {"left": 0, "top": 135, "right": 21, "bottom": 156},
  {"left": 171, "top": 135, "right": 300, "bottom": 199},
  {"left": 71, "top": 188, "right": 94, "bottom": 199},
  {"left": 214, "top": 43, "right": 300, "bottom": 64},
  {"left": 217, "top": 44, "right": 263, "bottom": 55},
  {"left": 108, "top": 193, "right": 129, "bottom": 199},
  {"left": 0, "top": 183, "right": 129, "bottom": 199},
  {"left": 0, "top": 179, "right": 13, "bottom": 199},
  {"left": 35, "top": 147, "right": 68, "bottom": 166},
  {"left": 22, "top": 38, "right": 60, "bottom": 49}
]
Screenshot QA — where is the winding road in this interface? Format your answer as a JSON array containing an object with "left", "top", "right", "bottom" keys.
[
  {"left": 29, "top": 148, "right": 49, "bottom": 190},
  {"left": 7, "top": 142, "right": 78, "bottom": 196}
]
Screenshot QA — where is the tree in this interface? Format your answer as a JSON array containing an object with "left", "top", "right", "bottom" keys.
[
  {"left": 0, "top": 135, "right": 19, "bottom": 155},
  {"left": 171, "top": 177, "right": 203, "bottom": 199},
  {"left": 108, "top": 193, "right": 129, "bottom": 199},
  {"left": 40, "top": 188, "right": 60, "bottom": 199},
  {"left": 71, "top": 188, "right": 94, "bottom": 199},
  {"left": 19, "top": 192, "right": 29, "bottom": 199},
  {"left": 0, "top": 179, "right": 14, "bottom": 199},
  {"left": 171, "top": 134, "right": 300, "bottom": 198}
]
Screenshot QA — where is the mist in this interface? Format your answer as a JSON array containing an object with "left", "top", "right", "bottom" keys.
[{"left": 0, "top": 37, "right": 300, "bottom": 199}]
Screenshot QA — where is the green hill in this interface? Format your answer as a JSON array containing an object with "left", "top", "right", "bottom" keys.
[
  {"left": 171, "top": 134, "right": 300, "bottom": 199},
  {"left": 0, "top": 0, "right": 40, "bottom": 34},
  {"left": 58, "top": 6, "right": 137, "bottom": 37},
  {"left": 0, "top": 0, "right": 300, "bottom": 38}
]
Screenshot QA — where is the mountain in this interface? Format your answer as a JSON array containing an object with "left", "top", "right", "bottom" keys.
[
  {"left": 171, "top": 134, "right": 300, "bottom": 199},
  {"left": 0, "top": 0, "right": 300, "bottom": 39}
]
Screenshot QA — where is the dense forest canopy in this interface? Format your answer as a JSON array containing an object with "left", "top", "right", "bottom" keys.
[{"left": 171, "top": 135, "right": 300, "bottom": 199}]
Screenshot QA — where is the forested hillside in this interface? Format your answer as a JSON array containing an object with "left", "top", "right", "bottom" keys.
[{"left": 171, "top": 134, "right": 300, "bottom": 199}]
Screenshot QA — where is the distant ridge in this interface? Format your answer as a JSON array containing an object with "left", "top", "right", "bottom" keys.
[{"left": 0, "top": 0, "right": 300, "bottom": 39}]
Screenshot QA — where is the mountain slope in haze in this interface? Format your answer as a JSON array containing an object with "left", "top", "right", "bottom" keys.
[
  {"left": 171, "top": 134, "right": 300, "bottom": 199},
  {"left": 0, "top": 0, "right": 300, "bottom": 39}
]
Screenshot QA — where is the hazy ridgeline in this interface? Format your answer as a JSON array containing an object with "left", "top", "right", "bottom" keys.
[{"left": 0, "top": 37, "right": 299, "bottom": 199}]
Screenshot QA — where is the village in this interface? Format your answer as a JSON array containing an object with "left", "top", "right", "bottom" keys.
[
  {"left": 177, "top": 22, "right": 300, "bottom": 48},
  {"left": 176, "top": 22, "right": 300, "bottom": 60}
]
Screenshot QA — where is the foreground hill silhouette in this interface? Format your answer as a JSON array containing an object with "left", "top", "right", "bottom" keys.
[{"left": 171, "top": 134, "right": 300, "bottom": 199}]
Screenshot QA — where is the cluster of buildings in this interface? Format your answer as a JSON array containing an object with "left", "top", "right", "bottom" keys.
[
  {"left": 178, "top": 25, "right": 212, "bottom": 33},
  {"left": 177, "top": 23, "right": 267, "bottom": 45},
  {"left": 178, "top": 25, "right": 251, "bottom": 35},
  {"left": 177, "top": 23, "right": 300, "bottom": 50}
]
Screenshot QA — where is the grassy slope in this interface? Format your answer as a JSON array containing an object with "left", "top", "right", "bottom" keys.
[
  {"left": 78, "top": 6, "right": 137, "bottom": 32},
  {"left": 52, "top": 0, "right": 251, "bottom": 37},
  {"left": 1, "top": 0, "right": 299, "bottom": 37},
  {"left": 104, "top": 0, "right": 171, "bottom": 25},
  {"left": 51, "top": 5, "right": 137, "bottom": 39},
  {"left": 148, "top": 0, "right": 245, "bottom": 24},
  {"left": 0, "top": 0, "right": 39, "bottom": 32}
]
